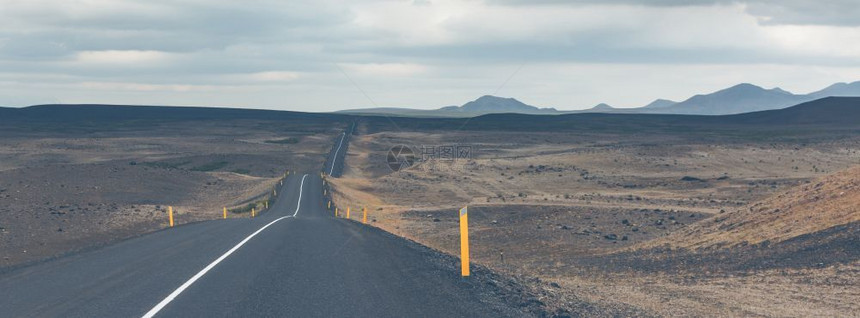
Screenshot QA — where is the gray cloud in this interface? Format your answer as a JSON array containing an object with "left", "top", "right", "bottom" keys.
[
  {"left": 746, "top": 1, "right": 860, "bottom": 26},
  {"left": 1, "top": 0, "right": 859, "bottom": 110},
  {"left": 489, "top": 0, "right": 860, "bottom": 26},
  {"left": 490, "top": 0, "right": 732, "bottom": 6}
]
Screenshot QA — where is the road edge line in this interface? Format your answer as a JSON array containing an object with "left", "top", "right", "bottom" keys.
[
  {"left": 141, "top": 174, "right": 308, "bottom": 318},
  {"left": 329, "top": 132, "right": 346, "bottom": 175}
]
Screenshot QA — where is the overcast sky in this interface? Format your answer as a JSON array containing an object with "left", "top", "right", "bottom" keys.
[{"left": 2, "top": 0, "right": 860, "bottom": 111}]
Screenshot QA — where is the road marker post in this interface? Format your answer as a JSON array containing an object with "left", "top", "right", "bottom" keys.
[
  {"left": 335, "top": 207, "right": 339, "bottom": 217},
  {"left": 223, "top": 207, "right": 227, "bottom": 219},
  {"left": 328, "top": 201, "right": 331, "bottom": 209},
  {"left": 274, "top": 189, "right": 277, "bottom": 196},
  {"left": 362, "top": 207, "right": 367, "bottom": 224},
  {"left": 459, "top": 206, "right": 470, "bottom": 277},
  {"left": 346, "top": 206, "right": 350, "bottom": 219},
  {"left": 252, "top": 208, "right": 256, "bottom": 218},
  {"left": 265, "top": 201, "right": 269, "bottom": 209},
  {"left": 168, "top": 206, "right": 175, "bottom": 227}
]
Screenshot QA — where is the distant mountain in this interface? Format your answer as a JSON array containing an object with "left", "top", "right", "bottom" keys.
[
  {"left": 434, "top": 96, "right": 860, "bottom": 133},
  {"left": 330, "top": 107, "right": 463, "bottom": 118},
  {"left": 641, "top": 99, "right": 676, "bottom": 109},
  {"left": 338, "top": 95, "right": 560, "bottom": 117},
  {"left": 415, "top": 95, "right": 560, "bottom": 115},
  {"left": 581, "top": 103, "right": 615, "bottom": 113},
  {"left": 647, "top": 83, "right": 804, "bottom": 115},
  {"left": 460, "top": 95, "right": 531, "bottom": 112},
  {"left": 337, "top": 80, "right": 860, "bottom": 117},
  {"left": 808, "top": 81, "right": 860, "bottom": 98},
  {"left": 644, "top": 81, "right": 860, "bottom": 115}
]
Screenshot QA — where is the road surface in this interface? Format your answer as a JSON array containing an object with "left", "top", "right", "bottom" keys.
[
  {"left": 0, "top": 128, "right": 532, "bottom": 317},
  {"left": 324, "top": 122, "right": 354, "bottom": 177}
]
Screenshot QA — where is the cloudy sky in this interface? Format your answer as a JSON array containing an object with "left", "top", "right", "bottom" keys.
[{"left": 2, "top": 0, "right": 860, "bottom": 111}]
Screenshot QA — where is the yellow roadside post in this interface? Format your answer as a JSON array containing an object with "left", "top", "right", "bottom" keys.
[
  {"left": 346, "top": 206, "right": 350, "bottom": 219},
  {"left": 362, "top": 207, "right": 367, "bottom": 224},
  {"left": 459, "top": 206, "right": 470, "bottom": 277},
  {"left": 168, "top": 206, "right": 175, "bottom": 227},
  {"left": 223, "top": 207, "right": 227, "bottom": 219},
  {"left": 327, "top": 201, "right": 331, "bottom": 209},
  {"left": 252, "top": 208, "right": 256, "bottom": 218},
  {"left": 335, "top": 207, "right": 339, "bottom": 217}
]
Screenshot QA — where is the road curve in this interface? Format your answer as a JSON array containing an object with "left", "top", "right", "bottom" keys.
[
  {"left": 324, "top": 122, "right": 355, "bottom": 178},
  {"left": 0, "top": 136, "right": 532, "bottom": 317}
]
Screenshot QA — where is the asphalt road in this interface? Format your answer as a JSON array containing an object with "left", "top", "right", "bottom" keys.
[
  {"left": 0, "top": 128, "right": 531, "bottom": 318},
  {"left": 324, "top": 122, "right": 354, "bottom": 178}
]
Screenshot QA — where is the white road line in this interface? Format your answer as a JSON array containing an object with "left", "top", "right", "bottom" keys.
[
  {"left": 329, "top": 132, "right": 346, "bottom": 176},
  {"left": 141, "top": 174, "right": 308, "bottom": 318},
  {"left": 292, "top": 174, "right": 307, "bottom": 217}
]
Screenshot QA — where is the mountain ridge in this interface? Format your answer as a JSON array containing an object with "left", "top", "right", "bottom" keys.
[{"left": 337, "top": 80, "right": 860, "bottom": 117}]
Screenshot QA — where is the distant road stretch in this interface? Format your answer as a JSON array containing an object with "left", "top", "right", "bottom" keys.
[{"left": 325, "top": 123, "right": 354, "bottom": 177}]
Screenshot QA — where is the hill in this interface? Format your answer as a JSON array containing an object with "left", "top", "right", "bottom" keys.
[
  {"left": 361, "top": 96, "right": 860, "bottom": 134},
  {"left": 723, "top": 96, "right": 860, "bottom": 126},
  {"left": 456, "top": 95, "right": 557, "bottom": 114},
  {"left": 0, "top": 104, "right": 350, "bottom": 136},
  {"left": 338, "top": 81, "right": 860, "bottom": 117},
  {"left": 329, "top": 107, "right": 466, "bottom": 118},
  {"left": 808, "top": 81, "right": 860, "bottom": 99},
  {"left": 581, "top": 103, "right": 615, "bottom": 113},
  {"left": 5, "top": 97, "right": 858, "bottom": 135},
  {"left": 646, "top": 81, "right": 860, "bottom": 115},
  {"left": 338, "top": 95, "right": 560, "bottom": 117},
  {"left": 0, "top": 104, "right": 345, "bottom": 123},
  {"left": 641, "top": 99, "right": 676, "bottom": 109},
  {"left": 640, "top": 165, "right": 860, "bottom": 250},
  {"left": 648, "top": 83, "right": 804, "bottom": 115}
]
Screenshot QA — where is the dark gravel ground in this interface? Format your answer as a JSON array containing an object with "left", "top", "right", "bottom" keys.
[{"left": 364, "top": 223, "right": 655, "bottom": 317}]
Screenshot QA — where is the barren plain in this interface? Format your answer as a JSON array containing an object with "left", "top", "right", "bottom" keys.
[
  {"left": 0, "top": 118, "right": 340, "bottom": 268},
  {"left": 329, "top": 122, "right": 860, "bottom": 317}
]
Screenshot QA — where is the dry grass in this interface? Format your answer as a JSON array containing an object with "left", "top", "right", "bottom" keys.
[
  {"left": 640, "top": 166, "right": 860, "bottom": 249},
  {"left": 552, "top": 261, "right": 860, "bottom": 318},
  {"left": 328, "top": 127, "right": 860, "bottom": 317}
]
